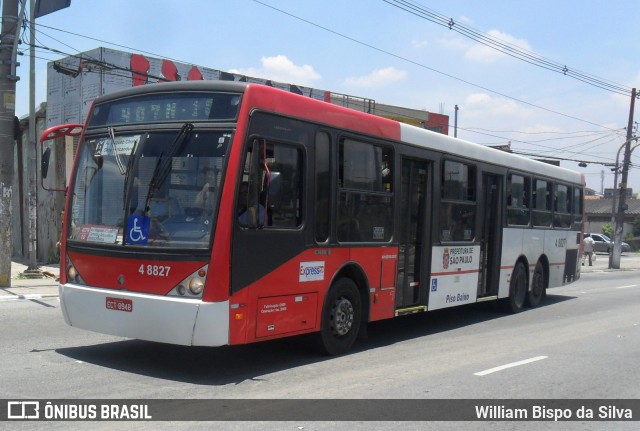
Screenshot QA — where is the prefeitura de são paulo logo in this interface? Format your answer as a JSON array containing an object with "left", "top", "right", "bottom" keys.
[{"left": 443, "top": 248, "right": 450, "bottom": 270}]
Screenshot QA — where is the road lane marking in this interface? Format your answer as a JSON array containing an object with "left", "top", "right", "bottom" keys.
[
  {"left": 0, "top": 293, "right": 58, "bottom": 302},
  {"left": 616, "top": 285, "right": 637, "bottom": 289},
  {"left": 474, "top": 356, "right": 548, "bottom": 376}
]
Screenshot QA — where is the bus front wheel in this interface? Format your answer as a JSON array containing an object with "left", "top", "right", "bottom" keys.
[{"left": 317, "top": 278, "right": 362, "bottom": 356}]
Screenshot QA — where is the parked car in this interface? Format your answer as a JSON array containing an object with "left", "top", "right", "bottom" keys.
[{"left": 587, "top": 233, "right": 631, "bottom": 253}]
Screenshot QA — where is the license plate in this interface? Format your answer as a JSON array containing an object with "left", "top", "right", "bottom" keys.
[{"left": 106, "top": 297, "right": 133, "bottom": 312}]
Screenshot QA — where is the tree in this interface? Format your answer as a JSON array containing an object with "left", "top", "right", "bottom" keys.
[{"left": 602, "top": 223, "right": 612, "bottom": 237}]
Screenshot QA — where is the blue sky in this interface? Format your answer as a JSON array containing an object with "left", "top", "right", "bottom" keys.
[{"left": 14, "top": 0, "right": 640, "bottom": 193}]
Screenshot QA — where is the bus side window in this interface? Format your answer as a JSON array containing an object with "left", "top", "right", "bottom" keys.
[
  {"left": 240, "top": 140, "right": 303, "bottom": 228},
  {"left": 440, "top": 160, "right": 476, "bottom": 242},
  {"left": 532, "top": 179, "right": 552, "bottom": 227},
  {"left": 266, "top": 143, "right": 303, "bottom": 228},
  {"left": 507, "top": 174, "right": 531, "bottom": 226},
  {"left": 553, "top": 183, "right": 571, "bottom": 228},
  {"left": 572, "top": 187, "right": 583, "bottom": 227},
  {"left": 337, "top": 139, "right": 393, "bottom": 243},
  {"left": 315, "top": 132, "right": 331, "bottom": 243}
]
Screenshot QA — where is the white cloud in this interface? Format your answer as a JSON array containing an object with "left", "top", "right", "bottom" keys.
[
  {"left": 411, "top": 39, "right": 429, "bottom": 49},
  {"left": 437, "top": 36, "right": 468, "bottom": 51},
  {"left": 520, "top": 125, "right": 564, "bottom": 134},
  {"left": 463, "top": 92, "right": 532, "bottom": 119},
  {"left": 343, "top": 67, "right": 407, "bottom": 88},
  {"left": 465, "top": 29, "right": 534, "bottom": 63},
  {"left": 438, "top": 29, "right": 534, "bottom": 64},
  {"left": 229, "top": 55, "right": 321, "bottom": 86}
]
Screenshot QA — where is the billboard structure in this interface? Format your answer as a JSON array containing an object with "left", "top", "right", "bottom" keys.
[
  {"left": 46, "top": 47, "right": 329, "bottom": 127},
  {"left": 47, "top": 47, "right": 448, "bottom": 135}
]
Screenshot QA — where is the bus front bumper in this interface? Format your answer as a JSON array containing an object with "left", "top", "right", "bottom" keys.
[{"left": 59, "top": 284, "right": 229, "bottom": 347}]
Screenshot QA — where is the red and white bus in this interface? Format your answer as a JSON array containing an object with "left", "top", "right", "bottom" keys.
[{"left": 41, "top": 81, "right": 584, "bottom": 355}]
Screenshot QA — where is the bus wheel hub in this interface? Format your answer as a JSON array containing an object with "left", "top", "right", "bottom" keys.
[{"left": 332, "top": 298, "right": 354, "bottom": 336}]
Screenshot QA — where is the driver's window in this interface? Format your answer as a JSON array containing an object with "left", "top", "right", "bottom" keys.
[{"left": 239, "top": 140, "right": 303, "bottom": 228}]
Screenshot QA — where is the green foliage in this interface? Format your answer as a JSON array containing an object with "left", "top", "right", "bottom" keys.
[{"left": 601, "top": 223, "right": 612, "bottom": 237}]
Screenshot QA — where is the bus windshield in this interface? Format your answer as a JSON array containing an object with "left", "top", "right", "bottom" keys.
[{"left": 68, "top": 127, "right": 230, "bottom": 249}]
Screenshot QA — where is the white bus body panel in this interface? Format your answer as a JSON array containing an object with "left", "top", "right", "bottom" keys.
[
  {"left": 399, "top": 123, "right": 582, "bottom": 185},
  {"left": 500, "top": 228, "right": 580, "bottom": 299},
  {"left": 499, "top": 228, "right": 527, "bottom": 298},
  {"left": 59, "top": 284, "right": 229, "bottom": 346}
]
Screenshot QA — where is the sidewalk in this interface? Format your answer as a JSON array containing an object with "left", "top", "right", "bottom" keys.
[
  {"left": 580, "top": 251, "right": 640, "bottom": 273},
  {"left": 0, "top": 260, "right": 60, "bottom": 301}
]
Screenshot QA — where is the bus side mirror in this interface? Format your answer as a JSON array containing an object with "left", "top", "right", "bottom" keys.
[
  {"left": 39, "top": 123, "right": 84, "bottom": 193},
  {"left": 41, "top": 147, "right": 51, "bottom": 179}
]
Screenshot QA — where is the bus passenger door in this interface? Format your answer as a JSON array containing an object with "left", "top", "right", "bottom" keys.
[
  {"left": 479, "top": 173, "right": 503, "bottom": 297},
  {"left": 396, "top": 158, "right": 431, "bottom": 309}
]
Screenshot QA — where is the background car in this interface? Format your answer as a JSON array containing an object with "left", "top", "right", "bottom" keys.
[{"left": 588, "top": 233, "right": 631, "bottom": 253}]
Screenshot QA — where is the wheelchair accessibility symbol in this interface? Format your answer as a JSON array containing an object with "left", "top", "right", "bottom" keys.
[{"left": 127, "top": 215, "right": 150, "bottom": 244}]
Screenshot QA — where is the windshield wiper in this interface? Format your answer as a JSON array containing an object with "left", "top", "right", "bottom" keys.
[
  {"left": 143, "top": 123, "right": 194, "bottom": 214},
  {"left": 122, "top": 133, "right": 146, "bottom": 216},
  {"left": 107, "top": 126, "right": 126, "bottom": 175}
]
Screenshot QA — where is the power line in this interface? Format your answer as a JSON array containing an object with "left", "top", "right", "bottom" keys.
[
  {"left": 383, "top": 0, "right": 634, "bottom": 97},
  {"left": 509, "top": 151, "right": 617, "bottom": 167},
  {"left": 249, "top": 0, "right": 619, "bottom": 131},
  {"left": 34, "top": 22, "right": 187, "bottom": 66},
  {"left": 377, "top": 102, "right": 626, "bottom": 161},
  {"left": 30, "top": 2, "right": 623, "bottom": 135},
  {"left": 366, "top": 103, "right": 620, "bottom": 157},
  {"left": 463, "top": 127, "right": 621, "bottom": 136}
]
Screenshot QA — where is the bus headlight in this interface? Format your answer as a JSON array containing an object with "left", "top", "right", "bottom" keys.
[
  {"left": 166, "top": 265, "right": 207, "bottom": 298},
  {"left": 67, "top": 264, "right": 78, "bottom": 280},
  {"left": 188, "top": 278, "right": 204, "bottom": 295},
  {"left": 66, "top": 261, "right": 86, "bottom": 285}
]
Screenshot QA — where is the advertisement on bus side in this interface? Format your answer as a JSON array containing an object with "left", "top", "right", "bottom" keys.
[{"left": 429, "top": 245, "right": 480, "bottom": 310}]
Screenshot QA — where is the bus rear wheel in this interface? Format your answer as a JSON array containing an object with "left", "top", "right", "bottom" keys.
[
  {"left": 503, "top": 261, "right": 527, "bottom": 313},
  {"left": 317, "top": 278, "right": 362, "bottom": 356},
  {"left": 527, "top": 261, "right": 546, "bottom": 308}
]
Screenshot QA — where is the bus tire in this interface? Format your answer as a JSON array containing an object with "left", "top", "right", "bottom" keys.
[
  {"left": 317, "top": 278, "right": 362, "bottom": 356},
  {"left": 503, "top": 261, "right": 527, "bottom": 313},
  {"left": 527, "top": 261, "right": 546, "bottom": 308}
]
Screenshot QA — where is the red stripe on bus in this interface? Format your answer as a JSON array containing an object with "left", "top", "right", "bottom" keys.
[{"left": 431, "top": 269, "right": 480, "bottom": 277}]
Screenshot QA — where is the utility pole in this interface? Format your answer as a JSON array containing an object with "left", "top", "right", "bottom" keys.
[
  {"left": 26, "top": 0, "right": 39, "bottom": 272},
  {"left": 0, "top": 0, "right": 21, "bottom": 287},
  {"left": 610, "top": 87, "right": 636, "bottom": 269},
  {"left": 454, "top": 105, "right": 459, "bottom": 138}
]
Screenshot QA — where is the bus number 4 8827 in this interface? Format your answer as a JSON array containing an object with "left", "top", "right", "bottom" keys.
[{"left": 138, "top": 264, "right": 171, "bottom": 277}]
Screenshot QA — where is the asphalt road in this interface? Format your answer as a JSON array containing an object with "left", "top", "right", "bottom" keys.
[{"left": 1, "top": 269, "right": 638, "bottom": 430}]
